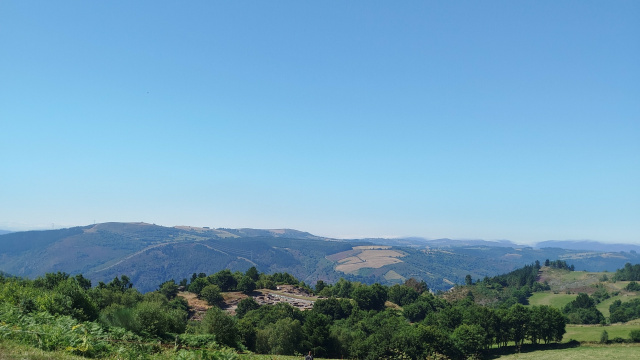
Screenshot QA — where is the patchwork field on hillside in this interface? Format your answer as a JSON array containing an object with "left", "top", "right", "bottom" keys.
[{"left": 327, "top": 247, "right": 406, "bottom": 274}]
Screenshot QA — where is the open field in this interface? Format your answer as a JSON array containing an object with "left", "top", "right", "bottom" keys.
[
  {"left": 528, "top": 292, "right": 577, "bottom": 309},
  {"left": 564, "top": 320, "right": 640, "bottom": 342},
  {"left": 528, "top": 287, "right": 639, "bottom": 320},
  {"left": 495, "top": 343, "right": 640, "bottom": 360},
  {"left": 333, "top": 248, "right": 406, "bottom": 274},
  {"left": 537, "top": 268, "right": 601, "bottom": 293}
]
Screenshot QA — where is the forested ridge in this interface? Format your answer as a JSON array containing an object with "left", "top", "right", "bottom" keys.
[{"left": 3, "top": 223, "right": 640, "bottom": 294}]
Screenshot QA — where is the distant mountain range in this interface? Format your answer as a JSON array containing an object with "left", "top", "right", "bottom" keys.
[
  {"left": 535, "top": 240, "right": 640, "bottom": 253},
  {"left": 1, "top": 222, "right": 638, "bottom": 293},
  {"left": 0, "top": 230, "right": 12, "bottom": 235}
]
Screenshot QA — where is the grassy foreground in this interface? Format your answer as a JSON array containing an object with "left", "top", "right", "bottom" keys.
[
  {"left": 0, "top": 340, "right": 86, "bottom": 360},
  {"left": 495, "top": 343, "right": 640, "bottom": 360}
]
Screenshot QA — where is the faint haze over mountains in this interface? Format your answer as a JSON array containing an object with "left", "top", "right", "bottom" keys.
[{"left": 1, "top": 222, "right": 639, "bottom": 293}]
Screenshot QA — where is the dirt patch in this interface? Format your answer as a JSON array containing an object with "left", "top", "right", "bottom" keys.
[
  {"left": 180, "top": 286, "right": 318, "bottom": 320},
  {"left": 178, "top": 291, "right": 212, "bottom": 321}
]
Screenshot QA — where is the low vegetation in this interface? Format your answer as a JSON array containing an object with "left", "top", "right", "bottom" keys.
[{"left": 2, "top": 262, "right": 640, "bottom": 359}]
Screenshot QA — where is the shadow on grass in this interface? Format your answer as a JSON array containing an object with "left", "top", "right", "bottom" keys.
[{"left": 484, "top": 340, "right": 580, "bottom": 359}]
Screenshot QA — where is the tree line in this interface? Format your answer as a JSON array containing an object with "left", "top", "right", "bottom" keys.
[{"left": 0, "top": 264, "right": 571, "bottom": 360}]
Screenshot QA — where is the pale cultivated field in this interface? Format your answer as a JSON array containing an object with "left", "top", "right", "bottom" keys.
[{"left": 335, "top": 249, "right": 405, "bottom": 274}]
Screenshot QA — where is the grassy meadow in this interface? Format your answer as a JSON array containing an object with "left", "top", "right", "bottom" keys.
[
  {"left": 529, "top": 268, "right": 640, "bottom": 321},
  {"left": 564, "top": 320, "right": 640, "bottom": 342},
  {"left": 495, "top": 343, "right": 640, "bottom": 360}
]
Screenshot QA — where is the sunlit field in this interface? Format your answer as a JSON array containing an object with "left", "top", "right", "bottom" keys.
[{"left": 496, "top": 343, "right": 640, "bottom": 360}]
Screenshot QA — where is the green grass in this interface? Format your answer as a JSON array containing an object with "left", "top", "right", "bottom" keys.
[
  {"left": 495, "top": 343, "right": 640, "bottom": 360},
  {"left": 0, "top": 340, "right": 86, "bottom": 360},
  {"left": 597, "top": 293, "right": 638, "bottom": 319},
  {"left": 528, "top": 292, "right": 577, "bottom": 309},
  {"left": 564, "top": 321, "right": 640, "bottom": 342}
]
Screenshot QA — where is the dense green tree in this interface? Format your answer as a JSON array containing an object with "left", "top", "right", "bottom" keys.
[
  {"left": 236, "top": 297, "right": 260, "bottom": 318},
  {"left": 625, "top": 281, "right": 640, "bottom": 291},
  {"left": 563, "top": 293, "right": 605, "bottom": 324},
  {"left": 256, "top": 317, "right": 303, "bottom": 355},
  {"left": 55, "top": 277, "right": 98, "bottom": 321},
  {"left": 351, "top": 283, "right": 387, "bottom": 311},
  {"left": 614, "top": 263, "right": 640, "bottom": 281},
  {"left": 187, "top": 277, "right": 209, "bottom": 295},
  {"left": 333, "top": 278, "right": 354, "bottom": 298},
  {"left": 465, "top": 274, "right": 473, "bottom": 286},
  {"left": 312, "top": 297, "right": 355, "bottom": 320},
  {"left": 404, "top": 277, "right": 428, "bottom": 294},
  {"left": 528, "top": 305, "right": 565, "bottom": 344},
  {"left": 134, "top": 300, "right": 187, "bottom": 337},
  {"left": 200, "top": 284, "right": 223, "bottom": 306},
  {"left": 506, "top": 304, "right": 530, "bottom": 346},
  {"left": 242, "top": 302, "right": 304, "bottom": 330},
  {"left": 199, "top": 307, "right": 240, "bottom": 348},
  {"left": 452, "top": 324, "right": 484, "bottom": 358},
  {"left": 302, "top": 311, "right": 332, "bottom": 357},
  {"left": 33, "top": 272, "right": 70, "bottom": 290},
  {"left": 610, "top": 298, "right": 640, "bottom": 323},
  {"left": 256, "top": 275, "right": 276, "bottom": 290},
  {"left": 387, "top": 284, "right": 419, "bottom": 306},
  {"left": 315, "top": 280, "right": 327, "bottom": 293},
  {"left": 158, "top": 280, "right": 179, "bottom": 300},
  {"left": 74, "top": 274, "right": 92, "bottom": 290},
  {"left": 208, "top": 269, "right": 237, "bottom": 292},
  {"left": 237, "top": 276, "right": 256, "bottom": 294},
  {"left": 245, "top": 266, "right": 259, "bottom": 281}
]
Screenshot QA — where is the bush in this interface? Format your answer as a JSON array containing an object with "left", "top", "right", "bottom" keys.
[
  {"left": 625, "top": 281, "right": 640, "bottom": 291},
  {"left": 134, "top": 301, "right": 187, "bottom": 337},
  {"left": 600, "top": 330, "right": 609, "bottom": 344},
  {"left": 100, "top": 304, "right": 140, "bottom": 333},
  {"left": 612, "top": 336, "right": 626, "bottom": 343},
  {"left": 630, "top": 329, "right": 640, "bottom": 343}
]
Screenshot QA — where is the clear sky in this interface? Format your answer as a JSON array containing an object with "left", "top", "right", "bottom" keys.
[{"left": 1, "top": 1, "right": 638, "bottom": 244}]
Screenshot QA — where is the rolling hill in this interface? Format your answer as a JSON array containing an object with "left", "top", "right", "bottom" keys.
[{"left": 1, "top": 222, "right": 639, "bottom": 293}]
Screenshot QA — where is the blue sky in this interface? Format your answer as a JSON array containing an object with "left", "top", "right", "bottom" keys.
[{"left": 1, "top": 1, "right": 638, "bottom": 244}]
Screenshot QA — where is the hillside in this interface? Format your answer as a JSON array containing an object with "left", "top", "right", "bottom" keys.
[{"left": 1, "top": 222, "right": 639, "bottom": 293}]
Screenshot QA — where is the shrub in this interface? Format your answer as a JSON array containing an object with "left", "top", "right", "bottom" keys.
[
  {"left": 612, "top": 336, "right": 626, "bottom": 343},
  {"left": 100, "top": 304, "right": 140, "bottom": 333},
  {"left": 600, "top": 330, "right": 609, "bottom": 344},
  {"left": 630, "top": 329, "right": 640, "bottom": 343},
  {"left": 134, "top": 301, "right": 187, "bottom": 337}
]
